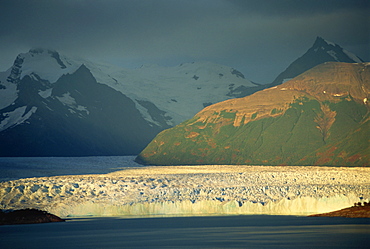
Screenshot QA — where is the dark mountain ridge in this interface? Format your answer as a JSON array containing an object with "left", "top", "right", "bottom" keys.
[
  {"left": 0, "top": 65, "right": 162, "bottom": 156},
  {"left": 0, "top": 48, "right": 258, "bottom": 156},
  {"left": 235, "top": 37, "right": 364, "bottom": 97},
  {"left": 0, "top": 38, "right": 365, "bottom": 157},
  {"left": 271, "top": 36, "right": 363, "bottom": 86}
]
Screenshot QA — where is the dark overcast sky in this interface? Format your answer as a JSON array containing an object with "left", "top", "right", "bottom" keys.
[{"left": 1, "top": 0, "right": 369, "bottom": 83}]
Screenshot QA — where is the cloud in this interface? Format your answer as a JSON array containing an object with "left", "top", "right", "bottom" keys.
[
  {"left": 227, "top": 0, "right": 369, "bottom": 16},
  {"left": 0, "top": 0, "right": 369, "bottom": 82}
]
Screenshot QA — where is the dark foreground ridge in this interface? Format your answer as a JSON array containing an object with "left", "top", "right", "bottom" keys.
[
  {"left": 309, "top": 202, "right": 370, "bottom": 218},
  {"left": 0, "top": 208, "right": 65, "bottom": 225}
]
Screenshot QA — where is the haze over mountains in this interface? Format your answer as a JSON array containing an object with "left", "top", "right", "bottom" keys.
[{"left": 0, "top": 37, "right": 366, "bottom": 157}]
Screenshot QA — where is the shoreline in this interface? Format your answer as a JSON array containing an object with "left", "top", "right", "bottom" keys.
[
  {"left": 108, "top": 165, "right": 370, "bottom": 176},
  {"left": 310, "top": 204, "right": 370, "bottom": 218}
]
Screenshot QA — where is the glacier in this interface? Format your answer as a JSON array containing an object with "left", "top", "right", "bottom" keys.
[{"left": 1, "top": 165, "right": 369, "bottom": 218}]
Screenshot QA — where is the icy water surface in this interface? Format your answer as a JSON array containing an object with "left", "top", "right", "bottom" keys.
[
  {"left": 1, "top": 215, "right": 369, "bottom": 249},
  {"left": 0, "top": 156, "right": 141, "bottom": 181}
]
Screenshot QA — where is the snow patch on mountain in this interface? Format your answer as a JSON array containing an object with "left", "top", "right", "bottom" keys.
[
  {"left": 0, "top": 106, "right": 37, "bottom": 131},
  {"left": 56, "top": 92, "right": 89, "bottom": 115},
  {"left": 343, "top": 49, "right": 362, "bottom": 63},
  {"left": 323, "top": 38, "right": 336, "bottom": 46},
  {"left": 17, "top": 49, "right": 80, "bottom": 83},
  {"left": 56, "top": 92, "right": 77, "bottom": 106},
  {"left": 322, "top": 39, "right": 362, "bottom": 63},
  {"left": 38, "top": 88, "right": 52, "bottom": 98},
  {"left": 0, "top": 72, "right": 18, "bottom": 109},
  {"left": 327, "top": 50, "right": 338, "bottom": 61}
]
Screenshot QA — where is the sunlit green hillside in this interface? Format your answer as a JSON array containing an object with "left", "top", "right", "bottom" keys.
[{"left": 136, "top": 62, "right": 370, "bottom": 166}]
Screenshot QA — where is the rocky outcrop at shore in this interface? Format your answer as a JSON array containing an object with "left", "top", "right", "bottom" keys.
[
  {"left": 0, "top": 209, "right": 65, "bottom": 225},
  {"left": 1, "top": 166, "right": 369, "bottom": 218},
  {"left": 310, "top": 202, "right": 370, "bottom": 218}
]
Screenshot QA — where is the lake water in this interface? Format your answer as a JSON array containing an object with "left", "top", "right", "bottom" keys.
[
  {"left": 1, "top": 215, "right": 369, "bottom": 248},
  {"left": 1, "top": 156, "right": 369, "bottom": 248},
  {"left": 0, "top": 156, "right": 141, "bottom": 181}
]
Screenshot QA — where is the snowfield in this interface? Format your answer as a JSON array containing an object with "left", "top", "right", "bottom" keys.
[{"left": 1, "top": 165, "right": 369, "bottom": 218}]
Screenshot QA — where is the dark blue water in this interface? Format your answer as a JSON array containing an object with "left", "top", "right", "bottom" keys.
[
  {"left": 0, "top": 156, "right": 141, "bottom": 181},
  {"left": 1, "top": 215, "right": 369, "bottom": 249}
]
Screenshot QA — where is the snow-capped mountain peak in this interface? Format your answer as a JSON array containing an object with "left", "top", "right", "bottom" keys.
[
  {"left": 271, "top": 36, "right": 364, "bottom": 86},
  {"left": 13, "top": 48, "right": 80, "bottom": 83},
  {"left": 0, "top": 48, "right": 259, "bottom": 156},
  {"left": 312, "top": 37, "right": 363, "bottom": 63}
]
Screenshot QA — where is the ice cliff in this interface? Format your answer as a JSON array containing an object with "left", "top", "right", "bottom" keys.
[{"left": 1, "top": 166, "right": 369, "bottom": 218}]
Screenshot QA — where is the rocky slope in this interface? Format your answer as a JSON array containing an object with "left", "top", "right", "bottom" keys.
[
  {"left": 0, "top": 166, "right": 369, "bottom": 217},
  {"left": 136, "top": 62, "right": 370, "bottom": 166}
]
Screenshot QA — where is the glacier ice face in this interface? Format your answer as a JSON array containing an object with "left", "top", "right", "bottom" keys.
[
  {"left": 48, "top": 194, "right": 363, "bottom": 218},
  {"left": 1, "top": 166, "right": 369, "bottom": 218}
]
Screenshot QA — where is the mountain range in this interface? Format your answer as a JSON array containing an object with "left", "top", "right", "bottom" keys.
[
  {"left": 136, "top": 62, "right": 370, "bottom": 166},
  {"left": 0, "top": 37, "right": 365, "bottom": 157},
  {"left": 0, "top": 49, "right": 255, "bottom": 156}
]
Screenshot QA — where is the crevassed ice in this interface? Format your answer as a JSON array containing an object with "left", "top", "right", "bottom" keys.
[{"left": 1, "top": 167, "right": 369, "bottom": 218}]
